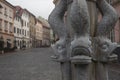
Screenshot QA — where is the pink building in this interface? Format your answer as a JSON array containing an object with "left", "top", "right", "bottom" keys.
[
  {"left": 98, "top": 1, "right": 120, "bottom": 43},
  {"left": 113, "top": 2, "right": 120, "bottom": 43}
]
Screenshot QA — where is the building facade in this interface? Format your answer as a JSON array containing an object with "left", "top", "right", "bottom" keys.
[
  {"left": 112, "top": 0, "right": 120, "bottom": 43},
  {"left": 21, "top": 9, "right": 30, "bottom": 48},
  {"left": 102, "top": 0, "right": 120, "bottom": 43},
  {"left": 35, "top": 19, "right": 43, "bottom": 47},
  {"left": 0, "top": 0, "right": 14, "bottom": 49},
  {"left": 42, "top": 23, "right": 51, "bottom": 46},
  {"left": 50, "top": 29, "right": 55, "bottom": 44},
  {"left": 14, "top": 8, "right": 22, "bottom": 50},
  {"left": 29, "top": 13, "right": 36, "bottom": 48}
]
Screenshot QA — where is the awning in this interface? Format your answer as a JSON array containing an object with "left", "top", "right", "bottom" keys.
[{"left": 7, "top": 39, "right": 12, "bottom": 44}]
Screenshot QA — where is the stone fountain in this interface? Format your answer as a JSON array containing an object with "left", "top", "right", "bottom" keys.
[{"left": 48, "top": 0, "right": 120, "bottom": 80}]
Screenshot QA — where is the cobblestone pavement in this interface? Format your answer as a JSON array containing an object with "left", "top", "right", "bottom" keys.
[
  {"left": 108, "top": 63, "right": 120, "bottom": 80},
  {"left": 0, "top": 48, "right": 61, "bottom": 80},
  {"left": 0, "top": 48, "right": 120, "bottom": 80}
]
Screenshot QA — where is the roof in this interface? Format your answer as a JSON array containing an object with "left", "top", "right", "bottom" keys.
[
  {"left": 1, "top": 0, "right": 15, "bottom": 9},
  {"left": 38, "top": 16, "right": 50, "bottom": 28},
  {"left": 37, "top": 19, "right": 42, "bottom": 24},
  {"left": 15, "top": 6, "right": 24, "bottom": 17},
  {"left": 14, "top": 6, "right": 30, "bottom": 17},
  {"left": 24, "top": 9, "right": 37, "bottom": 24}
]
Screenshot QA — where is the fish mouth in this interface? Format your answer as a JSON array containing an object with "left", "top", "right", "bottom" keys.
[{"left": 71, "top": 46, "right": 91, "bottom": 57}]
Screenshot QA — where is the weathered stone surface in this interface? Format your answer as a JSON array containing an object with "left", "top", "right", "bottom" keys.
[
  {"left": 71, "top": 55, "right": 92, "bottom": 80},
  {"left": 48, "top": 0, "right": 119, "bottom": 80}
]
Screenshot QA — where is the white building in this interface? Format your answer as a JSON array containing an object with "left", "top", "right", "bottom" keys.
[
  {"left": 14, "top": 6, "right": 30, "bottom": 49},
  {"left": 21, "top": 9, "right": 30, "bottom": 48},
  {"left": 14, "top": 13, "right": 22, "bottom": 49}
]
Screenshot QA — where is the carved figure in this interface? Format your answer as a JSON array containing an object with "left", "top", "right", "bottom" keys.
[
  {"left": 49, "top": 0, "right": 68, "bottom": 60},
  {"left": 49, "top": 0, "right": 119, "bottom": 60},
  {"left": 93, "top": 0, "right": 119, "bottom": 62},
  {"left": 49, "top": 0, "right": 91, "bottom": 60},
  {"left": 69, "top": 0, "right": 91, "bottom": 57}
]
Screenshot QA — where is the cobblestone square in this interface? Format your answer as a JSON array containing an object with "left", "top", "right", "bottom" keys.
[
  {"left": 0, "top": 48, "right": 61, "bottom": 80},
  {"left": 0, "top": 48, "right": 120, "bottom": 80}
]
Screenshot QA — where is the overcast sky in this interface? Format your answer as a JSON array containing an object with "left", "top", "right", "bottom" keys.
[{"left": 7, "top": 0, "right": 55, "bottom": 19}]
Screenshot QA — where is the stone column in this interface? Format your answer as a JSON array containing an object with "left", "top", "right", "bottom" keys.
[
  {"left": 60, "top": 61, "right": 71, "bottom": 80},
  {"left": 92, "top": 37, "right": 119, "bottom": 80},
  {"left": 70, "top": 56, "right": 92, "bottom": 80},
  {"left": 94, "top": 54, "right": 118, "bottom": 80}
]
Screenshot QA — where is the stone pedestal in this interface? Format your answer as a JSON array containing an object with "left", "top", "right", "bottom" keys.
[
  {"left": 95, "top": 62, "right": 108, "bottom": 80},
  {"left": 60, "top": 62, "right": 71, "bottom": 80},
  {"left": 94, "top": 54, "right": 118, "bottom": 80},
  {"left": 70, "top": 56, "right": 91, "bottom": 80},
  {"left": 52, "top": 58, "right": 71, "bottom": 80}
]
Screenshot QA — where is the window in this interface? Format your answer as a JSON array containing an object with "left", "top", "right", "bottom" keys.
[
  {"left": 0, "top": 19, "right": 2, "bottom": 29},
  {"left": 9, "top": 10, "right": 12, "bottom": 18},
  {"left": 17, "top": 17, "right": 19, "bottom": 21},
  {"left": 25, "top": 21, "right": 26, "bottom": 26},
  {"left": 25, "top": 30, "right": 26, "bottom": 36},
  {"left": 18, "top": 40, "right": 19, "bottom": 46},
  {"left": 23, "top": 21, "right": 26, "bottom": 26},
  {"left": 22, "top": 20, "right": 23, "bottom": 26},
  {"left": 119, "top": 17, "right": 120, "bottom": 44},
  {"left": 0, "top": 6, "right": 2, "bottom": 14},
  {"left": 27, "top": 22, "right": 29, "bottom": 27},
  {"left": 9, "top": 23, "right": 13, "bottom": 33},
  {"left": 17, "top": 28, "right": 19, "bottom": 34},
  {"left": 27, "top": 31, "right": 29, "bottom": 36},
  {"left": 108, "top": 29, "right": 115, "bottom": 42},
  {"left": 4, "top": 7, "right": 7, "bottom": 16},
  {"left": 4, "top": 21, "right": 8, "bottom": 31},
  {"left": 20, "top": 29, "right": 21, "bottom": 34},
  {"left": 16, "top": 17, "right": 17, "bottom": 21},
  {"left": 14, "top": 27, "right": 16, "bottom": 33},
  {"left": 22, "top": 29, "right": 24, "bottom": 35}
]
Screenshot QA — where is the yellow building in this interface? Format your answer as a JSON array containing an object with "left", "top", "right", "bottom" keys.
[
  {"left": 0, "top": 0, "right": 15, "bottom": 49},
  {"left": 28, "top": 12, "right": 36, "bottom": 48}
]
